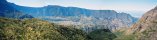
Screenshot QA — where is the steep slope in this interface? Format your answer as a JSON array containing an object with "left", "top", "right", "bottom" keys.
[
  {"left": 7, "top": 1, "right": 138, "bottom": 32},
  {"left": 126, "top": 6, "right": 157, "bottom": 40},
  {"left": 0, "top": 0, "right": 33, "bottom": 19}
]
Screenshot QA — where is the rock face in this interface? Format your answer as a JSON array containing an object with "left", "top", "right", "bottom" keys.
[
  {"left": 126, "top": 6, "right": 157, "bottom": 40},
  {"left": 2, "top": 0, "right": 137, "bottom": 32},
  {"left": 0, "top": 0, "right": 33, "bottom": 19}
]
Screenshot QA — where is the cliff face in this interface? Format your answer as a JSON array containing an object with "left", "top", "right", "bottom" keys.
[{"left": 126, "top": 6, "right": 157, "bottom": 40}]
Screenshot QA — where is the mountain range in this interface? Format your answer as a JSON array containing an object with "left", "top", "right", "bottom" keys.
[
  {"left": 0, "top": 0, "right": 138, "bottom": 32},
  {"left": 2, "top": 0, "right": 157, "bottom": 40}
]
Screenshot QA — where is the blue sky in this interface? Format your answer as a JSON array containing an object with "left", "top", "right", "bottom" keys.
[{"left": 7, "top": 0, "right": 157, "bottom": 18}]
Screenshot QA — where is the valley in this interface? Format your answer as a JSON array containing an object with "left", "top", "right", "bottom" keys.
[{"left": 0, "top": 0, "right": 156, "bottom": 40}]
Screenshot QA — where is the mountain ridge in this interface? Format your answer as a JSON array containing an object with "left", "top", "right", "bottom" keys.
[{"left": 1, "top": 0, "right": 138, "bottom": 32}]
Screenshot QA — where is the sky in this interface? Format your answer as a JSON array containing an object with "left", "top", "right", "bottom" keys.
[{"left": 7, "top": 0, "right": 157, "bottom": 18}]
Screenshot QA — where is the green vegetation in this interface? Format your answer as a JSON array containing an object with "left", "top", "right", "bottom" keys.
[
  {"left": 113, "top": 29, "right": 137, "bottom": 40},
  {"left": 88, "top": 29, "right": 117, "bottom": 40},
  {"left": 0, "top": 17, "right": 88, "bottom": 40}
]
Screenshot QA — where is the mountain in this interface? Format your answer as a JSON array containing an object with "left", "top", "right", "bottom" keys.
[
  {"left": 126, "top": 6, "right": 157, "bottom": 40},
  {"left": 0, "top": 0, "right": 33, "bottom": 19},
  {"left": 2, "top": 0, "right": 138, "bottom": 32}
]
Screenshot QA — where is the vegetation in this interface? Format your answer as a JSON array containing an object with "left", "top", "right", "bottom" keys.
[
  {"left": 113, "top": 29, "right": 137, "bottom": 40},
  {"left": 136, "top": 21, "right": 157, "bottom": 40},
  {"left": 0, "top": 17, "right": 89, "bottom": 40},
  {"left": 88, "top": 29, "right": 117, "bottom": 40},
  {"left": 0, "top": 17, "right": 140, "bottom": 40}
]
